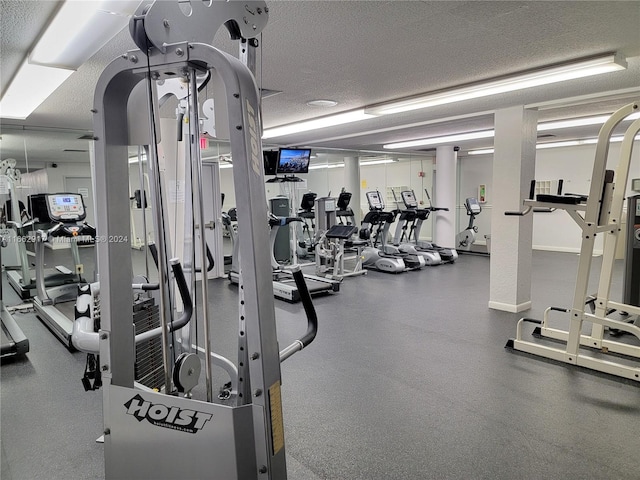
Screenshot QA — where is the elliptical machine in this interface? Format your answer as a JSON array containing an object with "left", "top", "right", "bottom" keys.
[
  {"left": 390, "top": 189, "right": 443, "bottom": 266},
  {"left": 297, "top": 192, "right": 317, "bottom": 257},
  {"left": 360, "top": 191, "right": 426, "bottom": 271},
  {"left": 456, "top": 197, "right": 481, "bottom": 251}
]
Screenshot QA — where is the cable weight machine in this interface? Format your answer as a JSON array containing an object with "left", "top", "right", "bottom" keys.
[{"left": 91, "top": 2, "right": 318, "bottom": 478}]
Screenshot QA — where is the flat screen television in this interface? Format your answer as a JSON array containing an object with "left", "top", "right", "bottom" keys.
[
  {"left": 263, "top": 150, "right": 278, "bottom": 175},
  {"left": 276, "top": 148, "right": 311, "bottom": 174}
]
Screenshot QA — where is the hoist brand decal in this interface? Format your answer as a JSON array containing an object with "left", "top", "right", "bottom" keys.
[
  {"left": 245, "top": 99, "right": 262, "bottom": 176},
  {"left": 124, "top": 394, "right": 212, "bottom": 434}
]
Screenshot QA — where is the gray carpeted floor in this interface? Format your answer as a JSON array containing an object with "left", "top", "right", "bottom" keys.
[{"left": 1, "top": 249, "right": 639, "bottom": 480}]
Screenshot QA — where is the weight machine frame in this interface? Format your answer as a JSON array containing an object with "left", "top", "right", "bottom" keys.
[
  {"left": 505, "top": 101, "right": 640, "bottom": 383},
  {"left": 91, "top": 2, "right": 303, "bottom": 478}
]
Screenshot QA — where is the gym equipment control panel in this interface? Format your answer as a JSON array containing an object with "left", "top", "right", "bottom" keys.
[{"left": 46, "top": 194, "right": 85, "bottom": 221}]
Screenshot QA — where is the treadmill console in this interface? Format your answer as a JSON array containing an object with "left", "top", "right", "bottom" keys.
[
  {"left": 366, "top": 191, "right": 385, "bottom": 211},
  {"left": 46, "top": 194, "right": 86, "bottom": 222},
  {"left": 322, "top": 198, "right": 336, "bottom": 212},
  {"left": 401, "top": 191, "right": 418, "bottom": 209}
]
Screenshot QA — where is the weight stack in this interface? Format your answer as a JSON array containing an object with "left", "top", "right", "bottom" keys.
[{"left": 132, "top": 297, "right": 163, "bottom": 390}]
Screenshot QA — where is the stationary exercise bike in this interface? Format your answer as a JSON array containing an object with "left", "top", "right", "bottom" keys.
[{"left": 456, "top": 197, "right": 481, "bottom": 251}]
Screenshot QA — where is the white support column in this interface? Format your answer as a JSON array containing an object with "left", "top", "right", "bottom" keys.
[
  {"left": 344, "top": 156, "right": 361, "bottom": 226},
  {"left": 434, "top": 146, "right": 457, "bottom": 247},
  {"left": 488, "top": 106, "right": 537, "bottom": 312}
]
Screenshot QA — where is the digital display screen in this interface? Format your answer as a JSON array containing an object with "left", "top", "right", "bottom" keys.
[
  {"left": 54, "top": 196, "right": 78, "bottom": 205},
  {"left": 276, "top": 148, "right": 311, "bottom": 174}
]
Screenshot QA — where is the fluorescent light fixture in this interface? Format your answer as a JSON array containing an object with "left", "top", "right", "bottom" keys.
[
  {"left": 0, "top": 0, "right": 141, "bottom": 120},
  {"left": 467, "top": 148, "right": 495, "bottom": 156},
  {"left": 387, "top": 111, "right": 640, "bottom": 151},
  {"left": 538, "top": 112, "right": 640, "bottom": 131},
  {"left": 360, "top": 159, "right": 396, "bottom": 166},
  {"left": 308, "top": 158, "right": 396, "bottom": 169},
  {"left": 30, "top": 1, "right": 141, "bottom": 68},
  {"left": 219, "top": 163, "right": 234, "bottom": 169},
  {"left": 535, "top": 135, "right": 639, "bottom": 148},
  {"left": 467, "top": 133, "right": 639, "bottom": 154},
  {"left": 367, "top": 54, "right": 626, "bottom": 116},
  {"left": 0, "top": 62, "right": 74, "bottom": 119},
  {"left": 128, "top": 153, "right": 147, "bottom": 164},
  {"left": 537, "top": 115, "right": 611, "bottom": 131},
  {"left": 262, "top": 109, "right": 376, "bottom": 139},
  {"left": 384, "top": 130, "right": 495, "bottom": 149},
  {"left": 309, "top": 163, "right": 345, "bottom": 170}
]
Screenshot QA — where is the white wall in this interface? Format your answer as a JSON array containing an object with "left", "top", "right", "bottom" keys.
[
  {"left": 457, "top": 155, "right": 493, "bottom": 244},
  {"left": 458, "top": 140, "right": 640, "bottom": 253},
  {"left": 45, "top": 163, "right": 92, "bottom": 194},
  {"left": 211, "top": 140, "right": 640, "bottom": 253},
  {"left": 220, "top": 167, "right": 236, "bottom": 210}
]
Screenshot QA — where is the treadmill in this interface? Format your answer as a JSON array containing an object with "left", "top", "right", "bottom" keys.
[
  {"left": 6, "top": 195, "right": 84, "bottom": 300},
  {"left": 31, "top": 193, "right": 95, "bottom": 347},
  {"left": 0, "top": 236, "right": 29, "bottom": 357}
]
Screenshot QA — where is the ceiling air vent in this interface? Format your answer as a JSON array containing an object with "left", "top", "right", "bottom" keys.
[
  {"left": 77, "top": 134, "right": 94, "bottom": 140},
  {"left": 64, "top": 149, "right": 89, "bottom": 153},
  {"left": 537, "top": 134, "right": 556, "bottom": 139}
]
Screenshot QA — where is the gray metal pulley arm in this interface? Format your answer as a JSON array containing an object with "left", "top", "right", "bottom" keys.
[{"left": 130, "top": 0, "right": 269, "bottom": 53}]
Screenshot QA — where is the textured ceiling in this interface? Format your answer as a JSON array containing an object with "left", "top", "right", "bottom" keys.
[{"left": 1, "top": 0, "right": 639, "bottom": 168}]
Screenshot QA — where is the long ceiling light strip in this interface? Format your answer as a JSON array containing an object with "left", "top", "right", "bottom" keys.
[
  {"left": 262, "top": 54, "right": 626, "bottom": 140},
  {"left": 384, "top": 130, "right": 496, "bottom": 149},
  {"left": 262, "top": 109, "right": 376, "bottom": 139},
  {"left": 307, "top": 158, "right": 396, "bottom": 170},
  {"left": 468, "top": 134, "right": 639, "bottom": 155},
  {"left": 0, "top": 64, "right": 74, "bottom": 120},
  {"left": 366, "top": 54, "right": 627, "bottom": 116},
  {"left": 385, "top": 111, "right": 640, "bottom": 150},
  {"left": 0, "top": 0, "right": 141, "bottom": 120}
]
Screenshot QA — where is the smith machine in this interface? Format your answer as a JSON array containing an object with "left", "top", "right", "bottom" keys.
[{"left": 91, "top": 2, "right": 317, "bottom": 478}]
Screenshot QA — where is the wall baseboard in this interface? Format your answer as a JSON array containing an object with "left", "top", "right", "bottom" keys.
[
  {"left": 532, "top": 245, "right": 603, "bottom": 256},
  {"left": 488, "top": 300, "right": 532, "bottom": 313}
]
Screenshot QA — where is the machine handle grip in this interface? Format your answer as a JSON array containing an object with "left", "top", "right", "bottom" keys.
[
  {"left": 176, "top": 112, "right": 184, "bottom": 142},
  {"left": 134, "top": 260, "right": 192, "bottom": 345},
  {"left": 549, "top": 306, "right": 568, "bottom": 313},
  {"left": 148, "top": 242, "right": 159, "bottom": 267},
  {"left": 529, "top": 180, "right": 536, "bottom": 200},
  {"left": 505, "top": 206, "right": 532, "bottom": 216},
  {"left": 291, "top": 266, "right": 317, "bottom": 348},
  {"left": 279, "top": 266, "right": 318, "bottom": 362},
  {"left": 169, "top": 259, "right": 192, "bottom": 331},
  {"left": 195, "top": 244, "right": 215, "bottom": 273}
]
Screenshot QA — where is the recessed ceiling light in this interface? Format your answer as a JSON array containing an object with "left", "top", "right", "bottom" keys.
[{"left": 306, "top": 99, "right": 338, "bottom": 107}]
